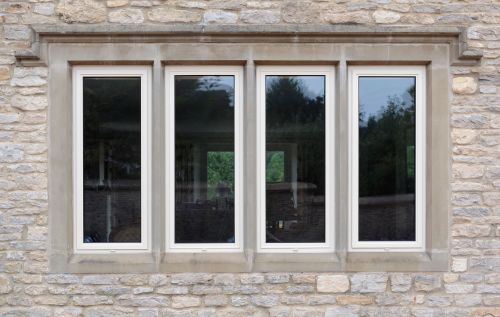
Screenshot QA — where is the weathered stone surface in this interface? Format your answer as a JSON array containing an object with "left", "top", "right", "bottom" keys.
[
  {"left": 203, "top": 10, "right": 238, "bottom": 24},
  {"left": 282, "top": 1, "right": 318, "bottom": 23},
  {"left": 108, "top": 8, "right": 144, "bottom": 23},
  {"left": 452, "top": 257, "right": 468, "bottom": 272},
  {"left": 265, "top": 273, "right": 289, "bottom": 284},
  {"left": 0, "top": 144, "right": 23, "bottom": 163},
  {"left": 444, "top": 283, "right": 474, "bottom": 294},
  {"left": 11, "top": 76, "right": 47, "bottom": 87},
  {"left": 56, "top": 0, "right": 107, "bottom": 23},
  {"left": 390, "top": 274, "right": 412, "bottom": 292},
  {"left": 82, "top": 275, "right": 119, "bottom": 285},
  {"left": 251, "top": 294, "right": 280, "bottom": 307},
  {"left": 323, "top": 11, "right": 371, "bottom": 24},
  {"left": 11, "top": 95, "right": 48, "bottom": 111},
  {"left": 107, "top": 0, "right": 129, "bottom": 7},
  {"left": 240, "top": 274, "right": 264, "bottom": 284},
  {"left": 156, "top": 286, "right": 188, "bottom": 295},
  {"left": 240, "top": 10, "right": 280, "bottom": 24},
  {"left": 34, "top": 3, "right": 56, "bottom": 16},
  {"left": 0, "top": 66, "right": 11, "bottom": 81},
  {"left": 116, "top": 294, "right": 170, "bottom": 307},
  {"left": 414, "top": 274, "right": 441, "bottom": 292},
  {"left": 452, "top": 129, "right": 478, "bottom": 144},
  {"left": 148, "top": 8, "right": 201, "bottom": 23},
  {"left": 373, "top": 10, "right": 401, "bottom": 23},
  {"left": 171, "top": 295, "right": 201, "bottom": 308},
  {"left": 170, "top": 273, "right": 212, "bottom": 285},
  {"left": 4, "top": 25, "right": 31, "bottom": 40},
  {"left": 452, "top": 163, "right": 484, "bottom": 179},
  {"left": 453, "top": 77, "right": 478, "bottom": 94},
  {"left": 350, "top": 273, "right": 388, "bottom": 293},
  {"left": 317, "top": 275, "right": 349, "bottom": 293},
  {"left": 0, "top": 274, "right": 12, "bottom": 294},
  {"left": 451, "top": 114, "right": 489, "bottom": 128},
  {"left": 337, "top": 294, "right": 374, "bottom": 305},
  {"left": 452, "top": 224, "right": 491, "bottom": 237}
]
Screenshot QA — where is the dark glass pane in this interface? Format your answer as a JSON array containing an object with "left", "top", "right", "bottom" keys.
[
  {"left": 358, "top": 76, "right": 416, "bottom": 241},
  {"left": 265, "top": 75, "right": 326, "bottom": 243},
  {"left": 175, "top": 75, "right": 235, "bottom": 244},
  {"left": 83, "top": 77, "right": 142, "bottom": 243}
]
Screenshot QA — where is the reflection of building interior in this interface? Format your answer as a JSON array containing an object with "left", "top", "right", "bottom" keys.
[
  {"left": 359, "top": 194, "right": 416, "bottom": 241},
  {"left": 175, "top": 143, "right": 235, "bottom": 244},
  {"left": 265, "top": 143, "right": 325, "bottom": 244},
  {"left": 84, "top": 138, "right": 142, "bottom": 243}
]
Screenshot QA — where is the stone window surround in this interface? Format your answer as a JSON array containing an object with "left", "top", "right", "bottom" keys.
[{"left": 16, "top": 24, "right": 482, "bottom": 274}]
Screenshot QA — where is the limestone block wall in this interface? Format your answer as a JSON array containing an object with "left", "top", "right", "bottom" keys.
[{"left": 0, "top": 0, "right": 499, "bottom": 316}]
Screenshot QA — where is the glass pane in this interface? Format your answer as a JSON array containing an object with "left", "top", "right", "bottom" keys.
[
  {"left": 83, "top": 77, "right": 142, "bottom": 243},
  {"left": 358, "top": 76, "right": 416, "bottom": 241},
  {"left": 265, "top": 75, "right": 326, "bottom": 243},
  {"left": 175, "top": 75, "right": 235, "bottom": 244}
]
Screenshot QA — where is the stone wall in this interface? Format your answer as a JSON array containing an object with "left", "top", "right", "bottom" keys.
[{"left": 0, "top": 0, "right": 499, "bottom": 316}]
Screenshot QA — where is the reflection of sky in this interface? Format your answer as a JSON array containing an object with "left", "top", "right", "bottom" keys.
[
  {"left": 359, "top": 77, "right": 415, "bottom": 118},
  {"left": 176, "top": 75, "right": 235, "bottom": 107},
  {"left": 266, "top": 76, "right": 325, "bottom": 99}
]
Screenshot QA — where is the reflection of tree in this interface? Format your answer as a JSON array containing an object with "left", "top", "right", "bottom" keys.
[
  {"left": 175, "top": 76, "right": 235, "bottom": 204},
  {"left": 359, "top": 85, "right": 416, "bottom": 197},
  {"left": 175, "top": 76, "right": 234, "bottom": 132},
  {"left": 83, "top": 78, "right": 142, "bottom": 181},
  {"left": 266, "top": 77, "right": 324, "bottom": 131},
  {"left": 266, "top": 76, "right": 325, "bottom": 193},
  {"left": 207, "top": 152, "right": 234, "bottom": 199},
  {"left": 266, "top": 152, "right": 284, "bottom": 182}
]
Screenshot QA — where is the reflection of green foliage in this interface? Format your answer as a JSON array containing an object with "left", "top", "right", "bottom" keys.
[
  {"left": 359, "top": 85, "right": 416, "bottom": 197},
  {"left": 207, "top": 151, "right": 234, "bottom": 199},
  {"left": 265, "top": 76, "right": 325, "bottom": 192},
  {"left": 266, "top": 151, "right": 284, "bottom": 182}
]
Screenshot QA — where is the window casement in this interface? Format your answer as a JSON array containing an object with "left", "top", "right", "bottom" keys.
[
  {"left": 256, "top": 66, "right": 335, "bottom": 253},
  {"left": 348, "top": 66, "right": 426, "bottom": 252},
  {"left": 73, "top": 66, "right": 152, "bottom": 253},
  {"left": 45, "top": 31, "right": 456, "bottom": 272},
  {"left": 164, "top": 66, "right": 244, "bottom": 253}
]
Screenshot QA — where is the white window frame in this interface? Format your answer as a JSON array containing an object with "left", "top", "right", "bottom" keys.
[
  {"left": 348, "top": 66, "right": 426, "bottom": 252},
  {"left": 165, "top": 66, "right": 244, "bottom": 253},
  {"left": 73, "top": 66, "right": 152, "bottom": 253},
  {"left": 256, "top": 65, "right": 335, "bottom": 253}
]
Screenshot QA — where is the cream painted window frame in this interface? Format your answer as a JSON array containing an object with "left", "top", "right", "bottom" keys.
[
  {"left": 164, "top": 65, "right": 244, "bottom": 253},
  {"left": 73, "top": 66, "right": 152, "bottom": 253},
  {"left": 348, "top": 66, "right": 426, "bottom": 252},
  {"left": 256, "top": 65, "right": 336, "bottom": 253}
]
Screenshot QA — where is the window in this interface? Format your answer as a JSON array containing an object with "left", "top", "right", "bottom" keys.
[
  {"left": 165, "top": 66, "right": 243, "bottom": 252},
  {"left": 257, "top": 66, "right": 335, "bottom": 253},
  {"left": 349, "top": 66, "right": 426, "bottom": 251},
  {"left": 73, "top": 66, "right": 151, "bottom": 253},
  {"left": 50, "top": 34, "right": 452, "bottom": 272}
]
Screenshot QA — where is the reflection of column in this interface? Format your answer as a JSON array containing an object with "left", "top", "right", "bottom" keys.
[
  {"left": 193, "top": 145, "right": 201, "bottom": 202},
  {"left": 98, "top": 141, "right": 105, "bottom": 186},
  {"left": 106, "top": 148, "right": 112, "bottom": 242},
  {"left": 291, "top": 144, "right": 298, "bottom": 209},
  {"left": 106, "top": 194, "right": 111, "bottom": 242}
]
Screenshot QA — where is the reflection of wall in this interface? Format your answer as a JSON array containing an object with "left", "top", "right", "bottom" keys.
[
  {"left": 83, "top": 181, "right": 141, "bottom": 243},
  {"left": 359, "top": 194, "right": 416, "bottom": 241}
]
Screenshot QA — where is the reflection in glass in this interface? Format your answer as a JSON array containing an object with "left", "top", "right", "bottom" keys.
[
  {"left": 83, "top": 77, "right": 142, "bottom": 243},
  {"left": 358, "top": 76, "right": 416, "bottom": 241},
  {"left": 265, "top": 75, "right": 326, "bottom": 243},
  {"left": 175, "top": 75, "right": 235, "bottom": 244}
]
